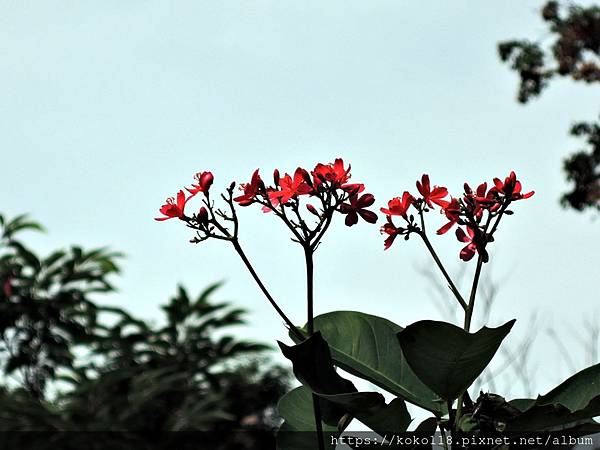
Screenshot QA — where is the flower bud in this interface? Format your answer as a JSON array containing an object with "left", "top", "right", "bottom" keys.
[
  {"left": 306, "top": 204, "right": 319, "bottom": 216},
  {"left": 198, "top": 207, "right": 209, "bottom": 227},
  {"left": 273, "top": 169, "right": 280, "bottom": 186}
]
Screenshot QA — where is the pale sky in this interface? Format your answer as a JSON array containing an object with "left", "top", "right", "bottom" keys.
[{"left": 2, "top": 1, "right": 599, "bottom": 400}]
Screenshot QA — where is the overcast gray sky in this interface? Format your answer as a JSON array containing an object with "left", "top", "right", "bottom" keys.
[{"left": 2, "top": 1, "right": 599, "bottom": 398}]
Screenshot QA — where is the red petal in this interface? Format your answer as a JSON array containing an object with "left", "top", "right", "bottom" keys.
[
  {"left": 357, "top": 193, "right": 375, "bottom": 208},
  {"left": 437, "top": 221, "right": 456, "bottom": 235},
  {"left": 384, "top": 234, "right": 397, "bottom": 250},
  {"left": 514, "top": 180, "right": 522, "bottom": 194},
  {"left": 476, "top": 182, "right": 487, "bottom": 197},
  {"left": 358, "top": 209, "right": 378, "bottom": 223},
  {"left": 176, "top": 190, "right": 186, "bottom": 209},
  {"left": 460, "top": 244, "right": 476, "bottom": 261},
  {"left": 339, "top": 203, "right": 353, "bottom": 213},
  {"left": 522, "top": 191, "right": 534, "bottom": 199},
  {"left": 345, "top": 212, "right": 358, "bottom": 227},
  {"left": 455, "top": 227, "right": 470, "bottom": 243}
]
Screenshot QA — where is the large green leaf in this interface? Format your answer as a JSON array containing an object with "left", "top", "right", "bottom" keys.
[
  {"left": 277, "top": 386, "right": 338, "bottom": 450},
  {"left": 507, "top": 402, "right": 600, "bottom": 433},
  {"left": 318, "top": 392, "right": 411, "bottom": 436},
  {"left": 279, "top": 332, "right": 357, "bottom": 425},
  {"left": 538, "top": 362, "right": 600, "bottom": 411},
  {"left": 291, "top": 311, "right": 445, "bottom": 415},
  {"left": 508, "top": 363, "right": 600, "bottom": 433},
  {"left": 397, "top": 319, "right": 515, "bottom": 400},
  {"left": 279, "top": 332, "right": 356, "bottom": 396}
]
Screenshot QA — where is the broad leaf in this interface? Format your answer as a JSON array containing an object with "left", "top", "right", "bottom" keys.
[
  {"left": 318, "top": 392, "right": 411, "bottom": 436},
  {"left": 277, "top": 386, "right": 338, "bottom": 450},
  {"left": 508, "top": 363, "right": 600, "bottom": 433},
  {"left": 279, "top": 332, "right": 356, "bottom": 396},
  {"left": 397, "top": 319, "right": 515, "bottom": 400},
  {"left": 538, "top": 362, "right": 600, "bottom": 411},
  {"left": 291, "top": 311, "right": 445, "bottom": 415},
  {"left": 279, "top": 332, "right": 356, "bottom": 425},
  {"left": 507, "top": 402, "right": 600, "bottom": 433}
]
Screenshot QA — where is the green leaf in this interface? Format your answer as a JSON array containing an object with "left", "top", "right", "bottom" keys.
[
  {"left": 278, "top": 386, "right": 338, "bottom": 432},
  {"left": 279, "top": 332, "right": 356, "bottom": 396},
  {"left": 317, "top": 392, "right": 411, "bottom": 436},
  {"left": 508, "top": 363, "right": 600, "bottom": 433},
  {"left": 279, "top": 332, "right": 357, "bottom": 425},
  {"left": 537, "top": 362, "right": 600, "bottom": 411},
  {"left": 397, "top": 319, "right": 515, "bottom": 400},
  {"left": 507, "top": 403, "right": 600, "bottom": 433},
  {"left": 292, "top": 311, "right": 445, "bottom": 415},
  {"left": 277, "top": 386, "right": 338, "bottom": 450},
  {"left": 509, "top": 398, "right": 536, "bottom": 412},
  {"left": 414, "top": 417, "right": 438, "bottom": 432}
]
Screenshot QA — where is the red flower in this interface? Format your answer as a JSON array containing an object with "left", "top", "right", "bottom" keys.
[
  {"left": 234, "top": 169, "right": 264, "bottom": 206},
  {"left": 464, "top": 182, "right": 500, "bottom": 218},
  {"left": 492, "top": 171, "right": 535, "bottom": 201},
  {"left": 155, "top": 190, "right": 190, "bottom": 221},
  {"left": 339, "top": 193, "right": 378, "bottom": 226},
  {"left": 456, "top": 226, "right": 477, "bottom": 261},
  {"left": 381, "top": 220, "right": 402, "bottom": 250},
  {"left": 381, "top": 192, "right": 414, "bottom": 218},
  {"left": 269, "top": 168, "right": 313, "bottom": 204},
  {"left": 313, "top": 158, "right": 350, "bottom": 185},
  {"left": 341, "top": 183, "right": 365, "bottom": 195},
  {"left": 437, "top": 198, "right": 461, "bottom": 234},
  {"left": 416, "top": 174, "right": 449, "bottom": 209},
  {"left": 187, "top": 171, "right": 214, "bottom": 195}
]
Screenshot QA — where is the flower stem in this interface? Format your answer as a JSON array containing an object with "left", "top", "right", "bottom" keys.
[
  {"left": 304, "top": 245, "right": 325, "bottom": 450},
  {"left": 312, "top": 393, "right": 326, "bottom": 450},
  {"left": 463, "top": 254, "right": 484, "bottom": 332},
  {"left": 305, "top": 246, "right": 315, "bottom": 334},
  {"left": 419, "top": 232, "right": 468, "bottom": 311},
  {"left": 230, "top": 239, "right": 304, "bottom": 341}
]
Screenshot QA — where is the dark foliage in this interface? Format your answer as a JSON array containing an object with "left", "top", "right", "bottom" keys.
[
  {"left": 0, "top": 213, "right": 288, "bottom": 449},
  {"left": 498, "top": 1, "right": 600, "bottom": 211}
]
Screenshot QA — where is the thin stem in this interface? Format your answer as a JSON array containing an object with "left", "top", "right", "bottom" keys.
[
  {"left": 231, "top": 239, "right": 304, "bottom": 341},
  {"left": 311, "top": 211, "right": 334, "bottom": 251},
  {"left": 305, "top": 246, "right": 315, "bottom": 335},
  {"left": 440, "top": 426, "right": 449, "bottom": 450},
  {"left": 312, "top": 393, "right": 325, "bottom": 450},
  {"left": 456, "top": 212, "right": 493, "bottom": 425},
  {"left": 419, "top": 232, "right": 468, "bottom": 311},
  {"left": 463, "top": 255, "right": 484, "bottom": 332},
  {"left": 304, "top": 245, "right": 325, "bottom": 450},
  {"left": 447, "top": 399, "right": 456, "bottom": 435},
  {"left": 463, "top": 211, "right": 493, "bottom": 332},
  {"left": 309, "top": 192, "right": 343, "bottom": 251}
]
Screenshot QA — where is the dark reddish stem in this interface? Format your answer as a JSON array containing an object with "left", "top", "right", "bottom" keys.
[
  {"left": 305, "top": 246, "right": 315, "bottom": 335},
  {"left": 417, "top": 210, "right": 468, "bottom": 311},
  {"left": 230, "top": 239, "right": 304, "bottom": 341},
  {"left": 303, "top": 244, "right": 325, "bottom": 450}
]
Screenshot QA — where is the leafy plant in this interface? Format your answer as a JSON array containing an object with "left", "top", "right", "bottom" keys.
[
  {"left": 0, "top": 213, "right": 120, "bottom": 399},
  {"left": 157, "top": 160, "right": 599, "bottom": 449},
  {"left": 0, "top": 213, "right": 289, "bottom": 449}
]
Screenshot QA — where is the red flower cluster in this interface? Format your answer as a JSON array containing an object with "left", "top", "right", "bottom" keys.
[
  {"left": 233, "top": 158, "right": 377, "bottom": 227},
  {"left": 381, "top": 171, "right": 534, "bottom": 262},
  {"left": 155, "top": 171, "right": 214, "bottom": 221}
]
